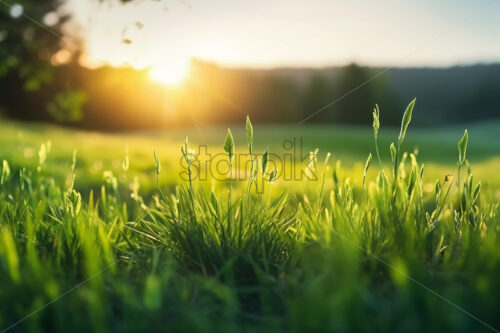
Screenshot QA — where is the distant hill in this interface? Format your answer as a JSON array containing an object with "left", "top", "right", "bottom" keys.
[{"left": 242, "top": 63, "right": 500, "bottom": 126}]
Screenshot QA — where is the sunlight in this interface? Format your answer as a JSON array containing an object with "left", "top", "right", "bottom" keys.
[{"left": 149, "top": 60, "right": 189, "bottom": 86}]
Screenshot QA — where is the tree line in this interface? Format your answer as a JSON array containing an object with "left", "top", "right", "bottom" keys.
[{"left": 1, "top": 2, "right": 499, "bottom": 130}]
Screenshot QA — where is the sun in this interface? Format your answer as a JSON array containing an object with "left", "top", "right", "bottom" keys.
[{"left": 149, "top": 60, "right": 189, "bottom": 86}]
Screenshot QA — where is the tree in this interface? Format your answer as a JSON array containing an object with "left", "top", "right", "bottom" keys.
[
  {"left": 301, "top": 74, "right": 333, "bottom": 123},
  {"left": 331, "top": 63, "right": 400, "bottom": 126},
  {"left": 0, "top": 0, "right": 130, "bottom": 123},
  {"left": 0, "top": 1, "right": 78, "bottom": 121},
  {"left": 330, "top": 63, "right": 375, "bottom": 124}
]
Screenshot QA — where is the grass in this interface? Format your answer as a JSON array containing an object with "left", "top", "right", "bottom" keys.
[{"left": 0, "top": 102, "right": 499, "bottom": 332}]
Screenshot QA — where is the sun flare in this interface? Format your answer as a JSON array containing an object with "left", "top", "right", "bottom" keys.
[{"left": 149, "top": 60, "right": 189, "bottom": 86}]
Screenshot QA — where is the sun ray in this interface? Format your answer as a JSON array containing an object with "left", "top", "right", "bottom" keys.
[{"left": 149, "top": 59, "right": 189, "bottom": 86}]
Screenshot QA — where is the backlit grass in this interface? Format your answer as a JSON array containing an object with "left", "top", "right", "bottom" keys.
[{"left": 0, "top": 102, "right": 499, "bottom": 332}]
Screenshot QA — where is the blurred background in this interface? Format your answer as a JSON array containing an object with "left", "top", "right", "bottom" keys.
[{"left": 0, "top": 0, "right": 499, "bottom": 131}]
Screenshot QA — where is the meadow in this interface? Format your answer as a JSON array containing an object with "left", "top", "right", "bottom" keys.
[{"left": 0, "top": 102, "right": 500, "bottom": 332}]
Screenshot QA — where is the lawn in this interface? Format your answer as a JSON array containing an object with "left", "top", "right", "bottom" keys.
[{"left": 0, "top": 110, "right": 499, "bottom": 332}]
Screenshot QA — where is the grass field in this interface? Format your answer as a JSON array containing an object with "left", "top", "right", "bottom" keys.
[
  {"left": 0, "top": 106, "right": 500, "bottom": 332},
  {"left": 2, "top": 117, "right": 500, "bottom": 190}
]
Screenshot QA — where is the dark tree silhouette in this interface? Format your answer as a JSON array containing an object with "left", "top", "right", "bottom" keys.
[{"left": 301, "top": 74, "right": 333, "bottom": 123}]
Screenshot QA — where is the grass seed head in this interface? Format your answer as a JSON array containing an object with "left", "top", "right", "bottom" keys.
[
  {"left": 223, "top": 129, "right": 235, "bottom": 162},
  {"left": 153, "top": 150, "right": 161, "bottom": 175},
  {"left": 458, "top": 129, "right": 468, "bottom": 165},
  {"left": 398, "top": 98, "right": 416, "bottom": 146},
  {"left": 262, "top": 148, "right": 269, "bottom": 176},
  {"left": 1, "top": 160, "right": 10, "bottom": 185},
  {"left": 372, "top": 104, "right": 380, "bottom": 139},
  {"left": 246, "top": 116, "right": 253, "bottom": 152},
  {"left": 390, "top": 142, "right": 396, "bottom": 162}
]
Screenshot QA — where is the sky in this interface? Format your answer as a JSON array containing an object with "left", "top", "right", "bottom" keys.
[{"left": 57, "top": 0, "right": 500, "bottom": 79}]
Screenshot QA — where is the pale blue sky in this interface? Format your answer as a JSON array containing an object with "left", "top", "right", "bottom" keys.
[{"left": 61, "top": 0, "right": 500, "bottom": 70}]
